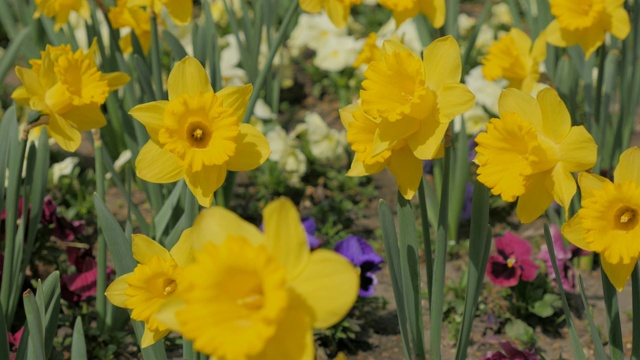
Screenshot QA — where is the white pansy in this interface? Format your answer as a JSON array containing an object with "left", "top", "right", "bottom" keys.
[
  {"left": 465, "top": 66, "right": 506, "bottom": 115},
  {"left": 474, "top": 24, "right": 495, "bottom": 51},
  {"left": 220, "top": 34, "right": 248, "bottom": 86},
  {"left": 452, "top": 105, "right": 490, "bottom": 135},
  {"left": 51, "top": 157, "right": 80, "bottom": 184},
  {"left": 253, "top": 99, "right": 277, "bottom": 121},
  {"left": 378, "top": 17, "right": 422, "bottom": 54},
  {"left": 314, "top": 35, "right": 363, "bottom": 72},
  {"left": 491, "top": 3, "right": 513, "bottom": 27},
  {"left": 458, "top": 13, "right": 477, "bottom": 37},
  {"left": 266, "top": 126, "right": 307, "bottom": 186},
  {"left": 288, "top": 13, "right": 347, "bottom": 56},
  {"left": 302, "top": 113, "right": 347, "bottom": 163}
]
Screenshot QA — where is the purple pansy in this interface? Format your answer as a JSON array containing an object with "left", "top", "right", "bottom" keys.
[
  {"left": 62, "top": 248, "right": 114, "bottom": 303},
  {"left": 537, "top": 225, "right": 588, "bottom": 291},
  {"left": 302, "top": 217, "right": 321, "bottom": 250},
  {"left": 479, "top": 341, "right": 538, "bottom": 360},
  {"left": 334, "top": 235, "right": 383, "bottom": 297},
  {"left": 486, "top": 232, "right": 539, "bottom": 287}
]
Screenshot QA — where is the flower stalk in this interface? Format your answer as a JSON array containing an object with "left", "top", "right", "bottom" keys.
[{"left": 92, "top": 128, "right": 108, "bottom": 331}]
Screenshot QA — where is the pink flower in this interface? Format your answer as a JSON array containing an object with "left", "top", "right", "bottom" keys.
[{"left": 486, "top": 232, "right": 539, "bottom": 287}]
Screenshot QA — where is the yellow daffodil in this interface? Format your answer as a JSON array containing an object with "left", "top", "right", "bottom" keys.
[
  {"left": 11, "top": 44, "right": 130, "bottom": 152},
  {"left": 299, "top": 0, "right": 363, "bottom": 28},
  {"left": 475, "top": 88, "right": 597, "bottom": 223},
  {"left": 342, "top": 36, "right": 474, "bottom": 199},
  {"left": 34, "top": 0, "right": 90, "bottom": 31},
  {"left": 154, "top": 198, "right": 360, "bottom": 359},
  {"left": 482, "top": 28, "right": 547, "bottom": 94},
  {"left": 128, "top": 0, "right": 192, "bottom": 25},
  {"left": 377, "top": 0, "right": 445, "bottom": 28},
  {"left": 108, "top": 0, "right": 152, "bottom": 54},
  {"left": 129, "top": 56, "right": 270, "bottom": 207},
  {"left": 105, "top": 231, "right": 193, "bottom": 347},
  {"left": 353, "top": 33, "right": 382, "bottom": 68},
  {"left": 545, "top": 0, "right": 630, "bottom": 59},
  {"left": 563, "top": 147, "right": 640, "bottom": 290}
]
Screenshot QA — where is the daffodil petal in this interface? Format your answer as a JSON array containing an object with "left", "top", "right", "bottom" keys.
[
  {"left": 60, "top": 105, "right": 107, "bottom": 131},
  {"left": 184, "top": 165, "right": 226, "bottom": 208},
  {"left": 423, "top": 35, "right": 461, "bottom": 91},
  {"left": 419, "top": 0, "right": 445, "bottom": 29},
  {"left": 537, "top": 88, "right": 570, "bottom": 143},
  {"left": 436, "top": 83, "right": 475, "bottom": 123},
  {"left": 610, "top": 8, "right": 631, "bottom": 40},
  {"left": 601, "top": 255, "right": 637, "bottom": 291},
  {"left": 190, "top": 206, "right": 263, "bottom": 249},
  {"left": 216, "top": 84, "right": 252, "bottom": 122},
  {"left": 162, "top": 0, "right": 193, "bottom": 25},
  {"left": 226, "top": 124, "right": 270, "bottom": 171},
  {"left": 498, "top": 89, "right": 542, "bottom": 131},
  {"left": 558, "top": 125, "right": 597, "bottom": 171},
  {"left": 15, "top": 67, "right": 45, "bottom": 100},
  {"left": 324, "top": 0, "right": 349, "bottom": 28},
  {"left": 11, "top": 86, "right": 31, "bottom": 106},
  {"left": 561, "top": 213, "right": 592, "bottom": 251},
  {"left": 579, "top": 26, "right": 604, "bottom": 60},
  {"left": 551, "top": 163, "right": 576, "bottom": 213},
  {"left": 129, "top": 101, "right": 169, "bottom": 140},
  {"left": 388, "top": 147, "right": 423, "bottom": 200},
  {"left": 169, "top": 228, "right": 193, "bottom": 267},
  {"left": 614, "top": 147, "right": 640, "bottom": 185},
  {"left": 136, "top": 141, "right": 184, "bottom": 183},
  {"left": 407, "top": 116, "right": 447, "bottom": 160},
  {"left": 577, "top": 172, "right": 609, "bottom": 199},
  {"left": 346, "top": 158, "right": 386, "bottom": 177},
  {"left": 374, "top": 116, "right": 420, "bottom": 154},
  {"left": 141, "top": 325, "right": 170, "bottom": 348},
  {"left": 104, "top": 274, "right": 132, "bottom": 307},
  {"left": 167, "top": 57, "right": 213, "bottom": 100},
  {"left": 263, "top": 198, "right": 309, "bottom": 281},
  {"left": 545, "top": 20, "right": 579, "bottom": 48},
  {"left": 48, "top": 114, "right": 82, "bottom": 152},
  {"left": 339, "top": 104, "right": 358, "bottom": 129},
  {"left": 102, "top": 71, "right": 131, "bottom": 91},
  {"left": 299, "top": 0, "right": 322, "bottom": 12},
  {"left": 290, "top": 249, "right": 359, "bottom": 329},
  {"left": 155, "top": 296, "right": 186, "bottom": 331},
  {"left": 516, "top": 171, "right": 554, "bottom": 223},
  {"left": 132, "top": 234, "right": 171, "bottom": 264}
]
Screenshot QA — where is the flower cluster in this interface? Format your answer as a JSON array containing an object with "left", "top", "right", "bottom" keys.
[{"left": 106, "top": 198, "right": 360, "bottom": 356}]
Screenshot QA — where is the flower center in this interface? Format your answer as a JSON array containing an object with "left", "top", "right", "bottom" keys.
[
  {"left": 186, "top": 121, "right": 211, "bottom": 149},
  {"left": 163, "top": 279, "right": 177, "bottom": 296},
  {"left": 506, "top": 257, "right": 516, "bottom": 268},
  {"left": 551, "top": 0, "right": 604, "bottom": 30},
  {"left": 614, "top": 206, "right": 638, "bottom": 231}
]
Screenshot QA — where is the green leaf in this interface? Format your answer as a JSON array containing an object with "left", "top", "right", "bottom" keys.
[
  {"left": 0, "top": 26, "right": 32, "bottom": 84},
  {"left": 41, "top": 272, "right": 61, "bottom": 358},
  {"left": 578, "top": 275, "right": 607, "bottom": 359},
  {"left": 162, "top": 29, "right": 188, "bottom": 61},
  {"left": 154, "top": 180, "right": 186, "bottom": 242},
  {"left": 0, "top": 297, "right": 10, "bottom": 360},
  {"left": 505, "top": 319, "right": 534, "bottom": 344},
  {"left": 71, "top": 317, "right": 87, "bottom": 360},
  {"left": 529, "top": 293, "right": 561, "bottom": 318},
  {"left": 0, "top": 105, "right": 18, "bottom": 222},
  {"left": 23, "top": 290, "right": 45, "bottom": 360}
]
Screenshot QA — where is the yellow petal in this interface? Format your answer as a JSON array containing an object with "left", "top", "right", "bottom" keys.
[
  {"left": 167, "top": 57, "right": 213, "bottom": 100},
  {"left": 419, "top": 0, "right": 445, "bottom": 29},
  {"left": 216, "top": 84, "right": 252, "bottom": 122},
  {"left": 299, "top": 0, "right": 322, "bottom": 13},
  {"left": 609, "top": 8, "right": 630, "bottom": 40},
  {"left": 189, "top": 206, "right": 263, "bottom": 250},
  {"left": 531, "top": 30, "right": 547, "bottom": 63},
  {"left": 132, "top": 234, "right": 171, "bottom": 264},
  {"left": 136, "top": 141, "right": 184, "bottom": 183},
  {"left": 601, "top": 255, "right": 637, "bottom": 291},
  {"left": 537, "top": 88, "right": 570, "bottom": 143},
  {"left": 253, "top": 291, "right": 315, "bottom": 360},
  {"left": 102, "top": 72, "right": 131, "bottom": 91},
  {"left": 558, "top": 126, "right": 597, "bottom": 171},
  {"left": 423, "top": 35, "right": 461, "bottom": 91},
  {"left": 578, "top": 26, "right": 604, "bottom": 59},
  {"left": 515, "top": 171, "right": 554, "bottom": 223},
  {"left": 154, "top": 296, "right": 186, "bottom": 331},
  {"left": 551, "top": 163, "right": 576, "bottom": 214},
  {"left": 577, "top": 172, "right": 609, "bottom": 199},
  {"left": 339, "top": 104, "right": 358, "bottom": 130},
  {"left": 374, "top": 116, "right": 420, "bottom": 155},
  {"left": 60, "top": 105, "right": 107, "bottom": 131},
  {"left": 141, "top": 325, "right": 170, "bottom": 348},
  {"left": 263, "top": 198, "right": 309, "bottom": 281},
  {"left": 499, "top": 88, "right": 542, "bottom": 131},
  {"left": 226, "top": 123, "right": 270, "bottom": 171},
  {"left": 290, "top": 249, "right": 359, "bottom": 329},
  {"left": 14, "top": 67, "right": 45, "bottom": 100},
  {"left": 509, "top": 28, "right": 533, "bottom": 59},
  {"left": 11, "top": 86, "right": 31, "bottom": 106},
  {"left": 346, "top": 158, "right": 386, "bottom": 177},
  {"left": 162, "top": 0, "right": 193, "bottom": 25},
  {"left": 388, "top": 147, "right": 423, "bottom": 199},
  {"left": 184, "top": 165, "right": 227, "bottom": 207},
  {"left": 436, "top": 83, "right": 475, "bottom": 123},
  {"left": 324, "top": 0, "right": 349, "bottom": 28},
  {"left": 407, "top": 115, "right": 448, "bottom": 160},
  {"left": 561, "top": 213, "right": 592, "bottom": 251},
  {"left": 545, "top": 20, "right": 579, "bottom": 48},
  {"left": 129, "top": 101, "right": 169, "bottom": 140},
  {"left": 105, "top": 274, "right": 132, "bottom": 307},
  {"left": 48, "top": 114, "right": 82, "bottom": 152},
  {"left": 614, "top": 147, "right": 640, "bottom": 185},
  {"left": 169, "top": 228, "right": 193, "bottom": 267}
]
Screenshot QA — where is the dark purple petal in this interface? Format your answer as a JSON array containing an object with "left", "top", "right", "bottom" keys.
[
  {"left": 358, "top": 259, "right": 382, "bottom": 297},
  {"left": 500, "top": 341, "right": 538, "bottom": 360},
  {"left": 486, "top": 254, "right": 521, "bottom": 287},
  {"left": 41, "top": 196, "right": 58, "bottom": 224},
  {"left": 478, "top": 352, "right": 508, "bottom": 360}
]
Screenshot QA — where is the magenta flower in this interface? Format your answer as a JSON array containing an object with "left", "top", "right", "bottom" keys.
[
  {"left": 334, "top": 235, "right": 383, "bottom": 297},
  {"left": 61, "top": 248, "right": 113, "bottom": 303},
  {"left": 479, "top": 341, "right": 538, "bottom": 360},
  {"left": 486, "top": 232, "right": 539, "bottom": 287},
  {"left": 537, "top": 225, "right": 587, "bottom": 291}
]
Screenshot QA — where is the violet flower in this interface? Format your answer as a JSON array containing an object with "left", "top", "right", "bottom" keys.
[
  {"left": 302, "top": 217, "right": 321, "bottom": 249},
  {"left": 537, "top": 225, "right": 587, "bottom": 291},
  {"left": 334, "top": 235, "right": 383, "bottom": 297},
  {"left": 479, "top": 341, "right": 538, "bottom": 360},
  {"left": 486, "top": 232, "right": 539, "bottom": 287}
]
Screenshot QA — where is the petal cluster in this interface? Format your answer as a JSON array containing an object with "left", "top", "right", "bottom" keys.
[
  {"left": 34, "top": 0, "right": 90, "bottom": 30},
  {"left": 377, "top": 0, "right": 445, "bottom": 28},
  {"left": 474, "top": 88, "right": 597, "bottom": 223},
  {"left": 341, "top": 36, "right": 474, "bottom": 199},
  {"left": 545, "top": 0, "right": 630, "bottom": 58},
  {"left": 129, "top": 56, "right": 270, "bottom": 207},
  {"left": 299, "top": 0, "right": 364, "bottom": 29},
  {"left": 11, "top": 44, "right": 130, "bottom": 152},
  {"left": 563, "top": 147, "right": 640, "bottom": 290},
  {"left": 486, "top": 232, "right": 539, "bottom": 287}
]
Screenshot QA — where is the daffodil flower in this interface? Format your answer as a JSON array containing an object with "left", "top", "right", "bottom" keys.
[
  {"left": 563, "top": 147, "right": 640, "bottom": 290},
  {"left": 105, "top": 231, "right": 193, "bottom": 347},
  {"left": 154, "top": 198, "right": 360, "bottom": 359},
  {"left": 482, "top": 28, "right": 547, "bottom": 94},
  {"left": 129, "top": 56, "right": 270, "bottom": 207},
  {"left": 11, "top": 44, "right": 130, "bottom": 152},
  {"left": 377, "top": 0, "right": 445, "bottom": 28},
  {"left": 108, "top": 0, "right": 152, "bottom": 54},
  {"left": 475, "top": 88, "right": 597, "bottom": 223},
  {"left": 34, "top": 0, "right": 91, "bottom": 31},
  {"left": 341, "top": 36, "right": 475, "bottom": 199},
  {"left": 299, "top": 0, "right": 363, "bottom": 29},
  {"left": 545, "top": 0, "right": 630, "bottom": 59}
]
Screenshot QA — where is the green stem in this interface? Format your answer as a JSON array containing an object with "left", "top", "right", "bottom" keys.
[
  {"left": 632, "top": 265, "right": 640, "bottom": 360},
  {"left": 418, "top": 178, "right": 433, "bottom": 305},
  {"left": 149, "top": 10, "right": 164, "bottom": 101},
  {"left": 93, "top": 130, "right": 107, "bottom": 331},
  {"left": 601, "top": 265, "right": 624, "bottom": 360}
]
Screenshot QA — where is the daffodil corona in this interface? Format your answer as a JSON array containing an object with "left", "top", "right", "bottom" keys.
[
  {"left": 475, "top": 88, "right": 597, "bottom": 223},
  {"left": 154, "top": 198, "right": 360, "bottom": 359},
  {"left": 105, "top": 232, "right": 193, "bottom": 347},
  {"left": 377, "top": 0, "right": 445, "bottom": 28},
  {"left": 129, "top": 56, "right": 270, "bottom": 207},
  {"left": 341, "top": 36, "right": 474, "bottom": 199},
  {"left": 563, "top": 147, "right": 640, "bottom": 290},
  {"left": 11, "top": 44, "right": 130, "bottom": 152},
  {"left": 299, "top": 0, "right": 363, "bottom": 28},
  {"left": 545, "top": 0, "right": 630, "bottom": 58},
  {"left": 34, "top": 0, "right": 90, "bottom": 30}
]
